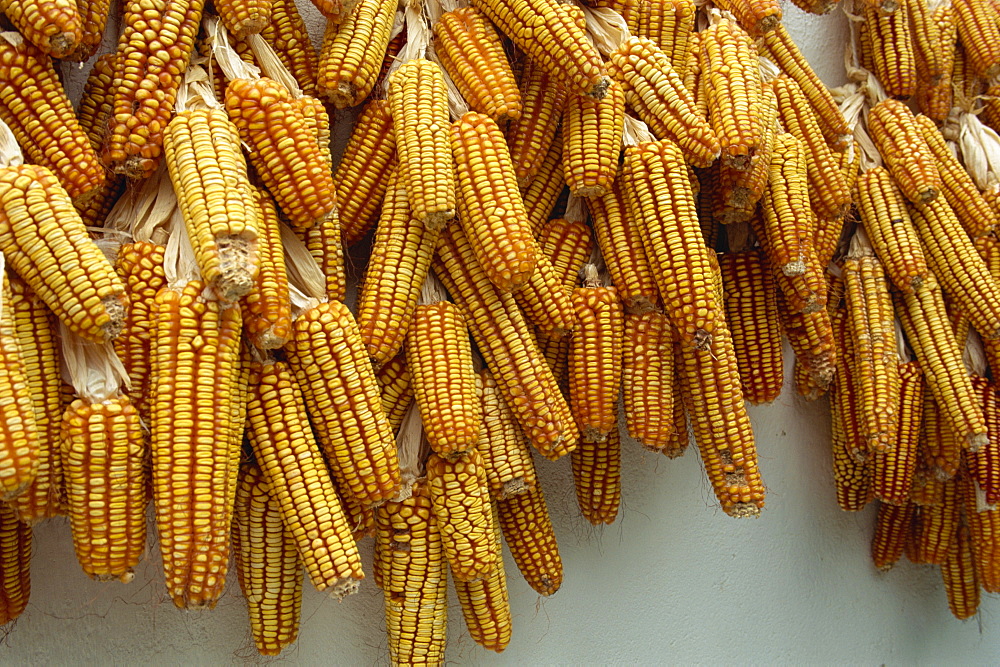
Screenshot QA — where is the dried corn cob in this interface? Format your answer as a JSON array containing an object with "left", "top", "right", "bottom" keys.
[
  {"left": 715, "top": 87, "right": 779, "bottom": 224},
  {"left": 867, "top": 99, "right": 942, "bottom": 203},
  {"left": 477, "top": 368, "right": 537, "bottom": 499},
  {"left": 377, "top": 353, "right": 413, "bottom": 434},
  {"left": 452, "top": 111, "right": 537, "bottom": 291},
  {"left": 233, "top": 462, "right": 302, "bottom": 656},
  {"left": 336, "top": 99, "right": 396, "bottom": 247},
  {"left": 285, "top": 301, "right": 401, "bottom": 504},
  {"left": 225, "top": 78, "right": 338, "bottom": 231},
  {"left": 297, "top": 207, "right": 346, "bottom": 304},
  {"left": 497, "top": 481, "right": 562, "bottom": 595},
  {"left": 622, "top": 140, "right": 721, "bottom": 349},
  {"left": 246, "top": 360, "right": 363, "bottom": 596},
  {"left": 588, "top": 183, "right": 658, "bottom": 313},
  {"left": 909, "top": 473, "right": 961, "bottom": 562},
  {"left": 757, "top": 133, "right": 812, "bottom": 277},
  {"left": 0, "top": 501, "right": 30, "bottom": 624},
  {"left": 942, "top": 522, "right": 980, "bottom": 619},
  {"left": 426, "top": 450, "right": 496, "bottom": 581},
  {"left": 433, "top": 223, "right": 579, "bottom": 459},
  {"left": 714, "top": 0, "right": 781, "bottom": 36},
  {"left": 561, "top": 83, "right": 625, "bottom": 198},
  {"left": 571, "top": 409, "right": 622, "bottom": 525},
  {"left": 506, "top": 58, "right": 567, "bottom": 187},
  {"left": 0, "top": 166, "right": 126, "bottom": 344},
  {"left": 77, "top": 53, "right": 118, "bottom": 153},
  {"left": 216, "top": 0, "right": 271, "bottom": 37},
  {"left": 163, "top": 108, "right": 259, "bottom": 302},
  {"left": 536, "top": 217, "right": 593, "bottom": 290},
  {"left": 863, "top": 0, "right": 917, "bottom": 99},
  {"left": 0, "top": 270, "right": 37, "bottom": 502},
  {"left": 151, "top": 282, "right": 242, "bottom": 610},
  {"left": 241, "top": 188, "right": 289, "bottom": 349},
  {"left": 622, "top": 311, "right": 675, "bottom": 450},
  {"left": 720, "top": 249, "right": 784, "bottom": 405},
  {"left": 628, "top": 0, "right": 696, "bottom": 71},
  {"left": 513, "top": 248, "right": 578, "bottom": 338},
  {"left": 62, "top": 395, "right": 146, "bottom": 583},
  {"left": 318, "top": 0, "right": 397, "bottom": 108},
  {"left": 871, "top": 501, "right": 913, "bottom": 570},
  {"left": 607, "top": 37, "right": 720, "bottom": 168},
  {"left": 0, "top": 0, "right": 80, "bottom": 58},
  {"left": 260, "top": 0, "right": 318, "bottom": 97},
  {"left": 453, "top": 503, "right": 511, "bottom": 652},
  {"left": 521, "top": 130, "right": 566, "bottom": 236},
  {"left": 873, "top": 360, "right": 923, "bottom": 505},
  {"left": 953, "top": 0, "right": 1000, "bottom": 78},
  {"left": 378, "top": 482, "right": 449, "bottom": 665},
  {"left": 471, "top": 0, "right": 609, "bottom": 99},
  {"left": 922, "top": 391, "right": 963, "bottom": 480},
  {"left": 309, "top": 0, "right": 355, "bottom": 23}
]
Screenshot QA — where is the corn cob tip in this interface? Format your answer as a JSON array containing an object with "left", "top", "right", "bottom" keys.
[
  {"left": 968, "top": 432, "right": 989, "bottom": 453},
  {"left": 727, "top": 502, "right": 762, "bottom": 518},
  {"left": 327, "top": 578, "right": 362, "bottom": 600},
  {"left": 587, "top": 77, "right": 613, "bottom": 100},
  {"left": 102, "top": 296, "right": 126, "bottom": 342},
  {"left": 501, "top": 477, "right": 528, "bottom": 498}
]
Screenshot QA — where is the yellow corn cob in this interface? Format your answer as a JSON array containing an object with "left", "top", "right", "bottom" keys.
[
  {"left": 871, "top": 501, "right": 913, "bottom": 570},
  {"left": 260, "top": 0, "right": 318, "bottom": 97},
  {"left": 844, "top": 252, "right": 901, "bottom": 452},
  {"left": 506, "top": 58, "right": 567, "bottom": 188},
  {"left": 471, "top": 0, "right": 609, "bottom": 99},
  {"left": 309, "top": 0, "right": 356, "bottom": 23},
  {"left": 477, "top": 368, "right": 537, "bottom": 499},
  {"left": 622, "top": 140, "right": 722, "bottom": 349},
  {"left": 984, "top": 84, "right": 1000, "bottom": 133},
  {"left": 953, "top": 0, "right": 1000, "bottom": 78},
  {"left": 872, "top": 361, "right": 923, "bottom": 505},
  {"left": 536, "top": 325, "right": 571, "bottom": 396},
  {"left": 0, "top": 502, "right": 30, "bottom": 624},
  {"left": 61, "top": 395, "right": 146, "bottom": 583},
  {"left": 856, "top": 168, "right": 930, "bottom": 293},
  {"left": 163, "top": 108, "right": 259, "bottom": 301},
  {"left": 433, "top": 223, "right": 579, "bottom": 459},
  {"left": 453, "top": 503, "right": 511, "bottom": 652},
  {"left": 521, "top": 130, "right": 566, "bottom": 236},
  {"left": 911, "top": 0, "right": 954, "bottom": 88},
  {"left": 216, "top": 0, "right": 271, "bottom": 38},
  {"left": 715, "top": 87, "right": 778, "bottom": 224},
  {"left": 571, "top": 408, "right": 622, "bottom": 524},
  {"left": 771, "top": 75, "right": 852, "bottom": 220},
  {"left": 233, "top": 462, "right": 303, "bottom": 657},
  {"left": 378, "top": 482, "right": 449, "bottom": 665},
  {"left": 867, "top": 99, "right": 942, "bottom": 204},
  {"left": 358, "top": 168, "right": 441, "bottom": 366},
  {"left": 569, "top": 274, "right": 624, "bottom": 442},
  {"left": 720, "top": 249, "right": 784, "bottom": 405},
  {"left": 0, "top": 272, "right": 37, "bottom": 502},
  {"left": 285, "top": 301, "right": 401, "bottom": 504},
  {"left": 300, "top": 207, "right": 347, "bottom": 303},
  {"left": 964, "top": 456, "right": 1000, "bottom": 591},
  {"left": 535, "top": 218, "right": 593, "bottom": 290},
  {"left": 627, "top": 0, "right": 696, "bottom": 73},
  {"left": 225, "top": 78, "right": 338, "bottom": 230},
  {"left": 497, "top": 481, "right": 562, "bottom": 595},
  {"left": 151, "top": 282, "right": 242, "bottom": 610},
  {"left": 607, "top": 37, "right": 720, "bottom": 168},
  {"left": 700, "top": 18, "right": 764, "bottom": 170},
  {"left": 103, "top": 0, "right": 205, "bottom": 179},
  {"left": 664, "top": 348, "right": 690, "bottom": 459},
  {"left": 922, "top": 391, "right": 963, "bottom": 480},
  {"left": 434, "top": 7, "right": 522, "bottom": 122},
  {"left": 909, "top": 471, "right": 960, "bottom": 561},
  {"left": 681, "top": 30, "right": 706, "bottom": 118},
  {"left": 0, "top": 166, "right": 126, "bottom": 344},
  {"left": 6, "top": 274, "right": 62, "bottom": 523},
  {"left": 294, "top": 95, "right": 333, "bottom": 169},
  {"left": 622, "top": 311, "right": 675, "bottom": 450},
  {"left": 830, "top": 306, "right": 875, "bottom": 510},
  {"left": 77, "top": 53, "right": 118, "bottom": 154},
  {"left": 453, "top": 112, "right": 538, "bottom": 291},
  {"left": 241, "top": 189, "right": 290, "bottom": 349},
  {"left": 377, "top": 352, "right": 413, "bottom": 434},
  {"left": 0, "top": 0, "right": 80, "bottom": 58},
  {"left": 759, "top": 24, "right": 852, "bottom": 149},
  {"left": 337, "top": 100, "right": 396, "bottom": 246},
  {"left": 942, "top": 521, "right": 980, "bottom": 619},
  {"left": 246, "top": 360, "right": 363, "bottom": 596},
  {"left": 969, "top": 371, "right": 1000, "bottom": 504},
  {"left": 408, "top": 301, "right": 482, "bottom": 456},
  {"left": 778, "top": 288, "right": 838, "bottom": 389},
  {"left": 713, "top": 0, "right": 781, "bottom": 35},
  {"left": 587, "top": 183, "right": 656, "bottom": 314},
  {"left": 426, "top": 450, "right": 496, "bottom": 581},
  {"left": 909, "top": 196, "right": 1000, "bottom": 340},
  {"left": 756, "top": 133, "right": 812, "bottom": 278},
  {"left": 513, "top": 248, "right": 578, "bottom": 338},
  {"left": 951, "top": 40, "right": 986, "bottom": 103},
  {"left": 863, "top": 0, "right": 917, "bottom": 99},
  {"left": 318, "top": 0, "right": 397, "bottom": 108},
  {"left": 914, "top": 114, "right": 998, "bottom": 237},
  {"left": 562, "top": 83, "right": 626, "bottom": 197},
  {"left": 387, "top": 59, "right": 455, "bottom": 228}
]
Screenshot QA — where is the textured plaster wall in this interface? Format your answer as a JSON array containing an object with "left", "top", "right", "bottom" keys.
[{"left": 8, "top": 4, "right": 1000, "bottom": 665}]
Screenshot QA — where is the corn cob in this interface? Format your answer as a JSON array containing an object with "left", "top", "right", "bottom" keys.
[
  {"left": 759, "top": 24, "right": 851, "bottom": 149},
  {"left": 309, "top": 0, "right": 356, "bottom": 23},
  {"left": 942, "top": 521, "right": 980, "bottom": 619},
  {"left": 297, "top": 207, "right": 347, "bottom": 304},
  {"left": 713, "top": 0, "right": 781, "bottom": 36},
  {"left": 621, "top": 140, "right": 721, "bottom": 350},
  {"left": 911, "top": 0, "right": 954, "bottom": 90},
  {"left": 477, "top": 368, "right": 537, "bottom": 499},
  {"left": 607, "top": 37, "right": 720, "bottom": 168},
  {"left": 216, "top": 0, "right": 271, "bottom": 38},
  {"left": 756, "top": 133, "right": 812, "bottom": 277},
  {"left": 0, "top": 501, "right": 30, "bottom": 624},
  {"left": 497, "top": 481, "right": 562, "bottom": 595},
  {"left": 872, "top": 361, "right": 923, "bottom": 505},
  {"left": 700, "top": 17, "right": 764, "bottom": 170},
  {"left": 909, "top": 472, "right": 961, "bottom": 562},
  {"left": 535, "top": 218, "right": 593, "bottom": 290},
  {"left": 913, "top": 114, "right": 998, "bottom": 238},
  {"left": 318, "top": 0, "right": 397, "bottom": 108},
  {"left": 570, "top": 269, "right": 624, "bottom": 442},
  {"left": 452, "top": 112, "right": 537, "bottom": 292},
  {"left": 871, "top": 501, "right": 913, "bottom": 570},
  {"left": 571, "top": 408, "right": 622, "bottom": 525},
  {"left": 0, "top": 270, "right": 36, "bottom": 502},
  {"left": 225, "top": 78, "right": 338, "bottom": 231},
  {"left": 664, "top": 348, "right": 691, "bottom": 459},
  {"left": 626, "top": 0, "right": 696, "bottom": 72},
  {"left": 714, "top": 87, "right": 779, "bottom": 224},
  {"left": 337, "top": 100, "right": 396, "bottom": 247},
  {"left": 720, "top": 249, "right": 784, "bottom": 405},
  {"left": 964, "top": 460, "right": 1000, "bottom": 591},
  {"left": 622, "top": 311, "right": 676, "bottom": 450},
  {"left": 953, "top": 0, "right": 1000, "bottom": 78},
  {"left": 855, "top": 167, "right": 929, "bottom": 293},
  {"left": 506, "top": 58, "right": 567, "bottom": 188},
  {"left": 867, "top": 99, "right": 942, "bottom": 204},
  {"left": 241, "top": 189, "right": 290, "bottom": 349},
  {"left": 285, "top": 301, "right": 401, "bottom": 504},
  {"left": 969, "top": 375, "right": 1000, "bottom": 505},
  {"left": 433, "top": 223, "right": 579, "bottom": 459},
  {"left": 232, "top": 462, "right": 302, "bottom": 656},
  {"left": 863, "top": 0, "right": 917, "bottom": 99},
  {"left": 434, "top": 7, "right": 521, "bottom": 122},
  {"left": 513, "top": 249, "right": 578, "bottom": 339},
  {"left": 0, "top": 166, "right": 126, "bottom": 344},
  {"left": 61, "top": 395, "right": 146, "bottom": 583},
  {"left": 922, "top": 391, "right": 964, "bottom": 480},
  {"left": 561, "top": 83, "right": 625, "bottom": 198},
  {"left": 984, "top": 84, "right": 1000, "bottom": 133},
  {"left": 471, "top": 0, "right": 609, "bottom": 99},
  {"left": 246, "top": 360, "right": 363, "bottom": 596},
  {"left": 77, "top": 53, "right": 118, "bottom": 153},
  {"left": 521, "top": 130, "right": 566, "bottom": 236},
  {"left": 260, "top": 0, "right": 318, "bottom": 97},
  {"left": 377, "top": 353, "right": 413, "bottom": 434},
  {"left": 378, "top": 482, "right": 449, "bottom": 665},
  {"left": 6, "top": 274, "right": 62, "bottom": 522},
  {"left": 830, "top": 306, "right": 875, "bottom": 510},
  {"left": 453, "top": 503, "right": 511, "bottom": 652},
  {"left": 0, "top": 0, "right": 81, "bottom": 58},
  {"left": 163, "top": 108, "right": 259, "bottom": 302}
]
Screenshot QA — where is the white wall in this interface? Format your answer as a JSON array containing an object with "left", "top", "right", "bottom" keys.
[{"left": 12, "top": 4, "right": 1000, "bottom": 665}]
